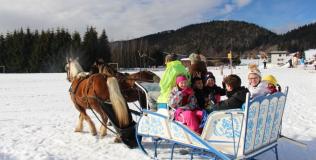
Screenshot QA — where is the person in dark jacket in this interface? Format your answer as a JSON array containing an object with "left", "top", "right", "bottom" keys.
[
  {"left": 211, "top": 74, "right": 249, "bottom": 111},
  {"left": 203, "top": 72, "right": 226, "bottom": 105},
  {"left": 191, "top": 77, "right": 207, "bottom": 109}
]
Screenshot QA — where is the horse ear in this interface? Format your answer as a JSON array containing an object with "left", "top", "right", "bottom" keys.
[{"left": 75, "top": 57, "right": 79, "bottom": 61}]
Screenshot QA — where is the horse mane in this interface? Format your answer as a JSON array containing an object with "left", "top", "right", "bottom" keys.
[
  {"left": 69, "top": 58, "right": 88, "bottom": 79},
  {"left": 98, "top": 64, "right": 117, "bottom": 76}
]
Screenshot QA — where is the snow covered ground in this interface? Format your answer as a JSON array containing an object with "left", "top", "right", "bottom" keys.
[{"left": 0, "top": 65, "right": 315, "bottom": 160}]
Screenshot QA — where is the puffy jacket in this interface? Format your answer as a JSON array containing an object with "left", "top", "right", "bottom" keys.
[
  {"left": 157, "top": 60, "right": 190, "bottom": 103},
  {"left": 168, "top": 87, "right": 197, "bottom": 110},
  {"left": 248, "top": 81, "right": 270, "bottom": 99},
  {"left": 214, "top": 86, "right": 249, "bottom": 110}
]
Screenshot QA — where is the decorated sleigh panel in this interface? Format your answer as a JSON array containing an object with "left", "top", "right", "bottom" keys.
[{"left": 136, "top": 82, "right": 288, "bottom": 160}]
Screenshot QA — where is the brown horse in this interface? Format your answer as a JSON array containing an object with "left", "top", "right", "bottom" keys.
[
  {"left": 65, "top": 57, "right": 137, "bottom": 148},
  {"left": 92, "top": 63, "right": 160, "bottom": 108}
]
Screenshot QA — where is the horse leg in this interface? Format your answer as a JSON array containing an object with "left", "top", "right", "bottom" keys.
[
  {"left": 82, "top": 111, "right": 97, "bottom": 136},
  {"left": 73, "top": 105, "right": 97, "bottom": 135},
  {"left": 94, "top": 106, "right": 109, "bottom": 137},
  {"left": 74, "top": 113, "right": 84, "bottom": 132},
  {"left": 99, "top": 111, "right": 109, "bottom": 137}
]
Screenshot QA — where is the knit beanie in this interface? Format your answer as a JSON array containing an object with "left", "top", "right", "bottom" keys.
[
  {"left": 189, "top": 53, "right": 201, "bottom": 64},
  {"left": 248, "top": 64, "right": 261, "bottom": 77},
  {"left": 176, "top": 75, "right": 187, "bottom": 84},
  {"left": 248, "top": 68, "right": 261, "bottom": 77},
  {"left": 205, "top": 72, "right": 215, "bottom": 81}
]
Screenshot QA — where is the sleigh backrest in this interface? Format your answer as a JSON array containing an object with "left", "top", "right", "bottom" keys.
[
  {"left": 201, "top": 87, "right": 289, "bottom": 158},
  {"left": 135, "top": 81, "right": 160, "bottom": 109}
]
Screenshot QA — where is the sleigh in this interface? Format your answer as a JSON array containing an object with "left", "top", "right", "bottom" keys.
[{"left": 135, "top": 81, "right": 289, "bottom": 160}]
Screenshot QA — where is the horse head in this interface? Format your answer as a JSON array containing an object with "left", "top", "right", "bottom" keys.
[
  {"left": 65, "top": 57, "right": 86, "bottom": 82},
  {"left": 98, "top": 63, "right": 117, "bottom": 77},
  {"left": 127, "top": 71, "right": 160, "bottom": 83}
]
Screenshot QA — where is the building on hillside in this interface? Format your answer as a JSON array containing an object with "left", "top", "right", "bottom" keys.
[
  {"left": 268, "top": 51, "right": 289, "bottom": 66},
  {"left": 304, "top": 49, "right": 316, "bottom": 61}
]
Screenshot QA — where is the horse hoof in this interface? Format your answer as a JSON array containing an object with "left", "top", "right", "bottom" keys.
[
  {"left": 100, "top": 133, "right": 107, "bottom": 137},
  {"left": 91, "top": 132, "right": 97, "bottom": 136},
  {"left": 114, "top": 137, "right": 122, "bottom": 143},
  {"left": 74, "top": 128, "right": 82, "bottom": 132}
]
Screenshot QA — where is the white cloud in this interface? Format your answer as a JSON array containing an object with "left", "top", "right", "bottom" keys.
[
  {"left": 0, "top": 0, "right": 251, "bottom": 40},
  {"left": 271, "top": 22, "right": 301, "bottom": 34},
  {"left": 234, "top": 0, "right": 252, "bottom": 7}
]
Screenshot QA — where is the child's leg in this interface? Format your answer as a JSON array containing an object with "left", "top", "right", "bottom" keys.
[
  {"left": 181, "top": 110, "right": 202, "bottom": 134},
  {"left": 196, "top": 110, "right": 203, "bottom": 121}
]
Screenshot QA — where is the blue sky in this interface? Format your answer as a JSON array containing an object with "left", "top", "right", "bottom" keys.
[
  {"left": 0, "top": 0, "right": 315, "bottom": 40},
  {"left": 216, "top": 0, "right": 316, "bottom": 33}
]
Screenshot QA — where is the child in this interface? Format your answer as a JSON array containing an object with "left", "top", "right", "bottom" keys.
[
  {"left": 191, "top": 77, "right": 206, "bottom": 109},
  {"left": 169, "top": 75, "right": 202, "bottom": 134},
  {"left": 211, "top": 74, "right": 249, "bottom": 111},
  {"left": 262, "top": 74, "right": 281, "bottom": 94},
  {"left": 247, "top": 64, "right": 269, "bottom": 99},
  {"left": 204, "top": 72, "right": 226, "bottom": 105}
]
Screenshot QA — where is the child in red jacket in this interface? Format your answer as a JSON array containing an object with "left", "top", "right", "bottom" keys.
[{"left": 169, "top": 75, "right": 203, "bottom": 134}]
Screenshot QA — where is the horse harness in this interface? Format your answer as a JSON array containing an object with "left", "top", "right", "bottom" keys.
[
  {"left": 68, "top": 75, "right": 118, "bottom": 135},
  {"left": 69, "top": 74, "right": 111, "bottom": 104}
]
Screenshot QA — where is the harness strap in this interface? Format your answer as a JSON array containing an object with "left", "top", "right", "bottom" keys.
[{"left": 69, "top": 76, "right": 118, "bottom": 135}]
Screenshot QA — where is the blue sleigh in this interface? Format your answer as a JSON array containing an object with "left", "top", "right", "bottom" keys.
[{"left": 135, "top": 82, "right": 289, "bottom": 160}]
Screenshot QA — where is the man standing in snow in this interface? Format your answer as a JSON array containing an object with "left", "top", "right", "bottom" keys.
[{"left": 263, "top": 58, "right": 267, "bottom": 69}]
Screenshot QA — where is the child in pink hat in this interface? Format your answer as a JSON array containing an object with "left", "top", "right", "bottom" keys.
[{"left": 169, "top": 75, "right": 203, "bottom": 134}]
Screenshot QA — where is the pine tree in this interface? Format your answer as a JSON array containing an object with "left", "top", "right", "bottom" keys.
[
  {"left": 82, "top": 27, "right": 98, "bottom": 71},
  {"left": 97, "top": 29, "right": 111, "bottom": 63}
]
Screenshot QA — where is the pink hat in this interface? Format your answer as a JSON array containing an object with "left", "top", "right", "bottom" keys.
[{"left": 176, "top": 75, "right": 187, "bottom": 84}]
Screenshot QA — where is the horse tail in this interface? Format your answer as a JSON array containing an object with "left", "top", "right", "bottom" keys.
[{"left": 106, "top": 77, "right": 130, "bottom": 127}]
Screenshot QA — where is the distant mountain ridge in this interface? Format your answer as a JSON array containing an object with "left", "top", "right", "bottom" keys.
[{"left": 110, "top": 20, "right": 316, "bottom": 67}]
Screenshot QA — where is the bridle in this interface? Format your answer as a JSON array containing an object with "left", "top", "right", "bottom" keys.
[{"left": 66, "top": 61, "right": 72, "bottom": 82}]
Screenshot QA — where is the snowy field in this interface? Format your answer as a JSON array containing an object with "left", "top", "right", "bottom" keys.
[{"left": 0, "top": 65, "right": 315, "bottom": 160}]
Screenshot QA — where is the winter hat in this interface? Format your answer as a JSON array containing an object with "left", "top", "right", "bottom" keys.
[
  {"left": 262, "top": 75, "right": 277, "bottom": 86},
  {"left": 205, "top": 72, "right": 215, "bottom": 81},
  {"left": 189, "top": 53, "right": 201, "bottom": 64},
  {"left": 165, "top": 54, "right": 178, "bottom": 62},
  {"left": 248, "top": 64, "right": 261, "bottom": 77},
  {"left": 176, "top": 75, "right": 187, "bottom": 84}
]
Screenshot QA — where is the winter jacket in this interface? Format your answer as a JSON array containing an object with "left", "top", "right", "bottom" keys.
[
  {"left": 193, "top": 88, "right": 207, "bottom": 109},
  {"left": 204, "top": 85, "right": 226, "bottom": 104},
  {"left": 214, "top": 86, "right": 249, "bottom": 110},
  {"left": 157, "top": 60, "right": 190, "bottom": 103},
  {"left": 168, "top": 87, "right": 197, "bottom": 110},
  {"left": 248, "top": 81, "right": 270, "bottom": 99},
  {"left": 189, "top": 61, "right": 207, "bottom": 80}
]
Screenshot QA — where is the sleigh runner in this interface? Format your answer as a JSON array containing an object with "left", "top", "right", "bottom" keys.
[{"left": 135, "top": 81, "right": 289, "bottom": 160}]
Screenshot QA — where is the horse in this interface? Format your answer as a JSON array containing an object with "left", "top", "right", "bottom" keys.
[
  {"left": 91, "top": 62, "right": 160, "bottom": 108},
  {"left": 65, "top": 57, "right": 137, "bottom": 148}
]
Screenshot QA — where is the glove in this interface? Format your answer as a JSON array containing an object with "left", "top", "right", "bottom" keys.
[{"left": 205, "top": 100, "right": 215, "bottom": 113}]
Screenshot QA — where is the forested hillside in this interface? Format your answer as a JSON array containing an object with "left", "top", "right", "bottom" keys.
[
  {"left": 1, "top": 21, "right": 316, "bottom": 72},
  {"left": 0, "top": 27, "right": 111, "bottom": 72}
]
